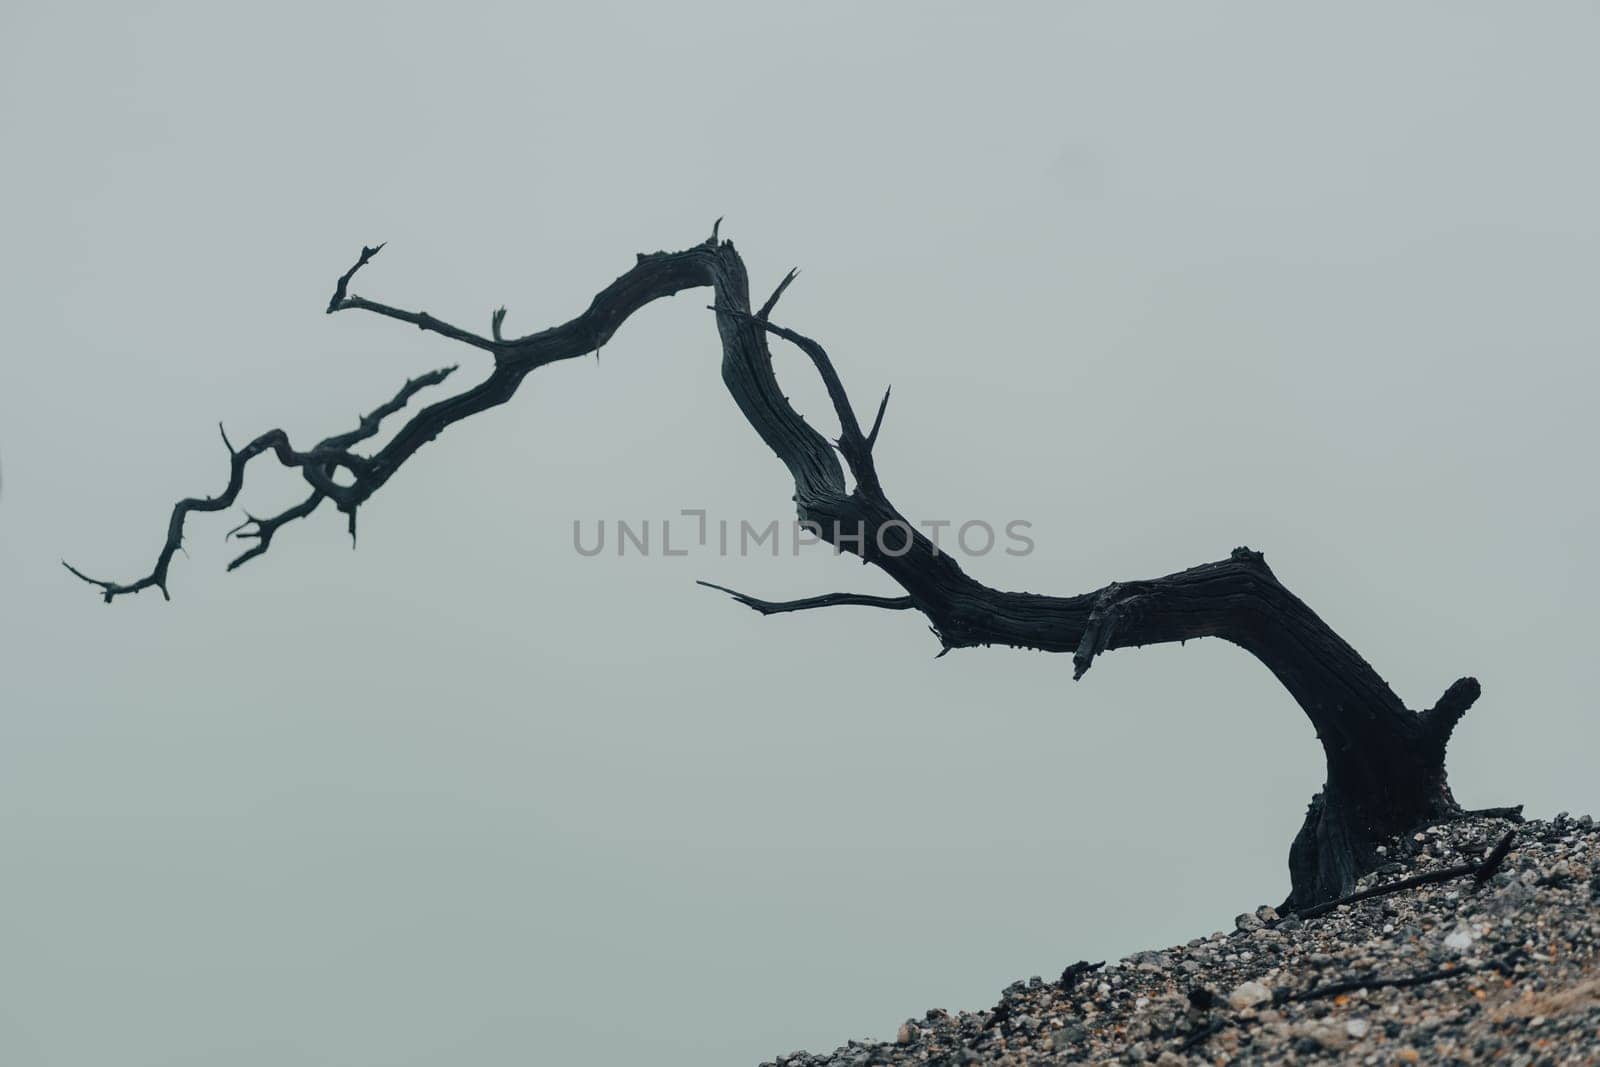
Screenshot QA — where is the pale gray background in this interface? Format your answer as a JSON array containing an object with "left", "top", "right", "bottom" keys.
[{"left": 2, "top": 3, "right": 1596, "bottom": 1065}]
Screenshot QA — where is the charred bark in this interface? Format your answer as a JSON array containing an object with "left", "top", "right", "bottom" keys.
[{"left": 67, "top": 227, "right": 1491, "bottom": 907}]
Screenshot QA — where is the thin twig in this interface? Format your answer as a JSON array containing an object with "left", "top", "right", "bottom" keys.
[
  {"left": 1290, "top": 829, "right": 1516, "bottom": 921},
  {"left": 866, "top": 386, "right": 891, "bottom": 449},
  {"left": 1277, "top": 954, "right": 1511, "bottom": 1005},
  {"left": 758, "top": 268, "right": 798, "bottom": 321}
]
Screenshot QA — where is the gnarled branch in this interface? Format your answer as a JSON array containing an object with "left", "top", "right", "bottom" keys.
[{"left": 71, "top": 227, "right": 1496, "bottom": 906}]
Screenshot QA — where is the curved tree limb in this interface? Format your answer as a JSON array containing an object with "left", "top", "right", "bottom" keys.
[
  {"left": 71, "top": 226, "right": 1492, "bottom": 906},
  {"left": 696, "top": 581, "right": 915, "bottom": 616}
]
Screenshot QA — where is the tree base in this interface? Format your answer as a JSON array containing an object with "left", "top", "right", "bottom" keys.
[{"left": 1284, "top": 784, "right": 1520, "bottom": 911}]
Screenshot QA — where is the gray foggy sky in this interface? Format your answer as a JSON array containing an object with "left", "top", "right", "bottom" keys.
[{"left": 2, "top": 2, "right": 1597, "bottom": 1064}]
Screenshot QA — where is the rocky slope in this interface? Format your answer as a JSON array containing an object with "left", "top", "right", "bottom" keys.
[{"left": 762, "top": 812, "right": 1599, "bottom": 1065}]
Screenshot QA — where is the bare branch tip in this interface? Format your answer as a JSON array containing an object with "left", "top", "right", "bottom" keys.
[
  {"left": 695, "top": 579, "right": 742, "bottom": 600},
  {"left": 61, "top": 559, "right": 96, "bottom": 585},
  {"left": 328, "top": 242, "right": 388, "bottom": 313},
  {"left": 867, "top": 385, "right": 892, "bottom": 448},
  {"left": 758, "top": 268, "right": 801, "bottom": 321}
]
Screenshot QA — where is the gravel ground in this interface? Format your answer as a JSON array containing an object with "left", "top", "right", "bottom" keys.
[{"left": 762, "top": 812, "right": 1600, "bottom": 1066}]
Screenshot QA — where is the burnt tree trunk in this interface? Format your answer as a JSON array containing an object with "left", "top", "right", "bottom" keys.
[{"left": 68, "top": 226, "right": 1491, "bottom": 908}]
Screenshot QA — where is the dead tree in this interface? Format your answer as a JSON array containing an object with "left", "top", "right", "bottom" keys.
[{"left": 67, "top": 225, "right": 1499, "bottom": 908}]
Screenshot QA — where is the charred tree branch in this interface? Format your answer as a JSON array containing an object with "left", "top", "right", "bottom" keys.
[{"left": 74, "top": 228, "right": 1494, "bottom": 906}]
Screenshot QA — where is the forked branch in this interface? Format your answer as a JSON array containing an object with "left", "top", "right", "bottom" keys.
[{"left": 64, "top": 365, "right": 456, "bottom": 600}]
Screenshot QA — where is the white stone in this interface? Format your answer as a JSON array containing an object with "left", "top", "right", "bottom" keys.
[{"left": 1227, "top": 981, "right": 1272, "bottom": 1010}]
